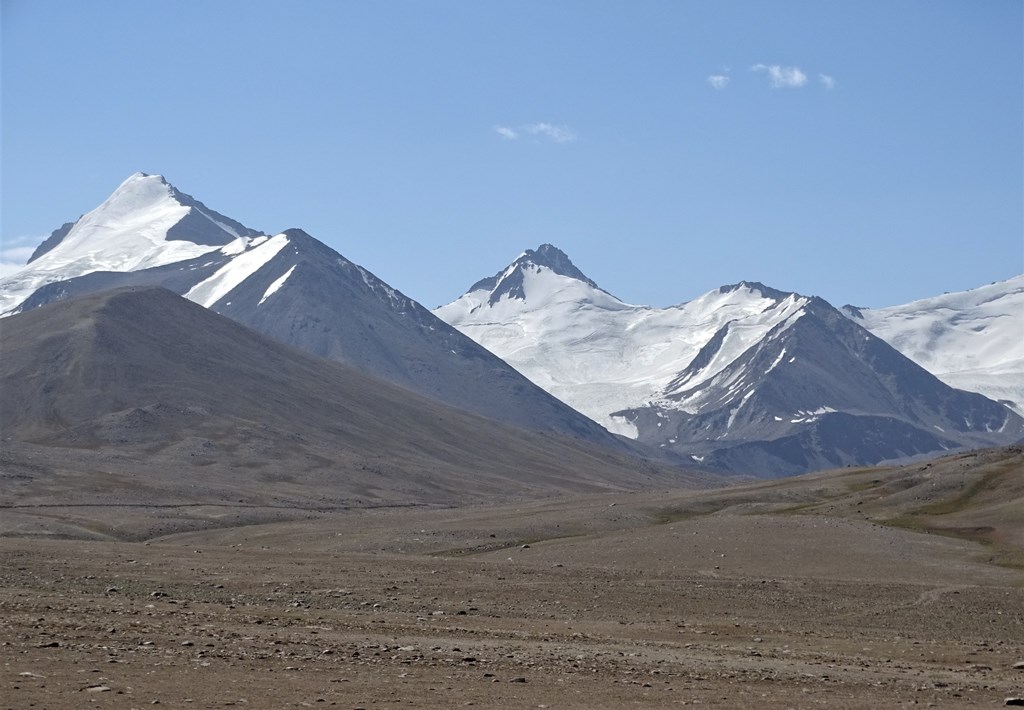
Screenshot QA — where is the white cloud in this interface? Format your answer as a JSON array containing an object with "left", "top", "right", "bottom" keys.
[
  {"left": 524, "top": 122, "right": 577, "bottom": 143},
  {"left": 0, "top": 237, "right": 44, "bottom": 278},
  {"left": 495, "top": 122, "right": 577, "bottom": 144},
  {"left": 707, "top": 74, "right": 730, "bottom": 90},
  {"left": 818, "top": 73, "right": 836, "bottom": 90},
  {"left": 0, "top": 244, "right": 36, "bottom": 274},
  {"left": 493, "top": 125, "right": 518, "bottom": 140},
  {"left": 751, "top": 63, "right": 808, "bottom": 88}
]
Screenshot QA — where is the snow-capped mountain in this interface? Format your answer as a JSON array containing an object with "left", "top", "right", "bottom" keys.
[
  {"left": 436, "top": 246, "right": 810, "bottom": 436},
  {"left": 436, "top": 245, "right": 1024, "bottom": 475},
  {"left": 0, "top": 176, "right": 624, "bottom": 447},
  {"left": 843, "top": 275, "right": 1024, "bottom": 416},
  {"left": 0, "top": 173, "right": 259, "bottom": 315}
]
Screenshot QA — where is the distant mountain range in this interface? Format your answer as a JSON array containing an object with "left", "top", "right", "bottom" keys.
[
  {"left": 436, "top": 245, "right": 1023, "bottom": 475},
  {"left": 3, "top": 173, "right": 1020, "bottom": 479}
]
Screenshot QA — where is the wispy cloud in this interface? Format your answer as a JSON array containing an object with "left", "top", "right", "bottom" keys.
[
  {"left": 751, "top": 63, "right": 808, "bottom": 88},
  {"left": 493, "top": 125, "right": 518, "bottom": 140},
  {"left": 818, "top": 73, "right": 836, "bottom": 90},
  {"left": 0, "top": 236, "right": 44, "bottom": 278},
  {"left": 493, "top": 122, "right": 577, "bottom": 143},
  {"left": 707, "top": 74, "right": 730, "bottom": 90},
  {"left": 524, "top": 123, "right": 576, "bottom": 143}
]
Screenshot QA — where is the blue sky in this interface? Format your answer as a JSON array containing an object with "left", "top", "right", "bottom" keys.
[{"left": 2, "top": 0, "right": 1021, "bottom": 308}]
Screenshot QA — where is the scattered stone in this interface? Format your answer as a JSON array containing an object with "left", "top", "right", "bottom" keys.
[
  {"left": 510, "top": 677, "right": 527, "bottom": 683},
  {"left": 1014, "top": 661, "right": 1024, "bottom": 670},
  {"left": 85, "top": 685, "right": 112, "bottom": 693},
  {"left": 18, "top": 672, "right": 45, "bottom": 678},
  {"left": 1005, "top": 699, "right": 1024, "bottom": 707}
]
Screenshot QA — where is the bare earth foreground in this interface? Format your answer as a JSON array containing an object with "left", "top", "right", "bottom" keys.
[{"left": 2, "top": 448, "right": 1023, "bottom": 708}]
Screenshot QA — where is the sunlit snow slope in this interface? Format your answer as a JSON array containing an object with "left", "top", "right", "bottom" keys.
[
  {"left": 845, "top": 275, "right": 1024, "bottom": 415},
  {"left": 0, "top": 173, "right": 259, "bottom": 315}
]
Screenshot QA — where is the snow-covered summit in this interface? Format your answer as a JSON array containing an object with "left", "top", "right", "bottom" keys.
[
  {"left": 437, "top": 244, "right": 634, "bottom": 328},
  {"left": 466, "top": 244, "right": 606, "bottom": 296},
  {"left": 0, "top": 173, "right": 261, "bottom": 316}
]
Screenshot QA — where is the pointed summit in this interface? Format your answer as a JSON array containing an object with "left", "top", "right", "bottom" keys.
[
  {"left": 457, "top": 244, "right": 616, "bottom": 309},
  {"left": 517, "top": 244, "right": 601, "bottom": 289},
  {"left": 1, "top": 173, "right": 261, "bottom": 315}
]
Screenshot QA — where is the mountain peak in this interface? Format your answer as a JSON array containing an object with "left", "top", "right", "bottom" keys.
[
  {"left": 718, "top": 281, "right": 794, "bottom": 302},
  {"left": 516, "top": 244, "right": 599, "bottom": 286},
  {"left": 463, "top": 244, "right": 609, "bottom": 305},
  {"left": 1, "top": 173, "right": 262, "bottom": 316}
]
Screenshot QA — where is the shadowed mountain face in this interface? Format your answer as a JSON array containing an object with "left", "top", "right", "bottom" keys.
[
  {"left": 2, "top": 176, "right": 623, "bottom": 448},
  {"left": 0, "top": 288, "right": 699, "bottom": 509}
]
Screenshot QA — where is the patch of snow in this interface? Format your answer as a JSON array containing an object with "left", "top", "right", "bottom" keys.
[
  {"left": 259, "top": 264, "right": 297, "bottom": 305},
  {"left": 764, "top": 348, "right": 787, "bottom": 375},
  {"left": 726, "top": 390, "right": 756, "bottom": 430},
  {"left": 185, "top": 234, "right": 289, "bottom": 308}
]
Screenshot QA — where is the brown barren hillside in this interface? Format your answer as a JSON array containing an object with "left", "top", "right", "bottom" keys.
[
  {"left": 0, "top": 287, "right": 703, "bottom": 537},
  {"left": 2, "top": 447, "right": 1022, "bottom": 708}
]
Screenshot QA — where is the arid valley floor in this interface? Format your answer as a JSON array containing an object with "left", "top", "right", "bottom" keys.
[{"left": 2, "top": 447, "right": 1023, "bottom": 708}]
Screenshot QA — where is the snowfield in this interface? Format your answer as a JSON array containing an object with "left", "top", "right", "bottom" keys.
[{"left": 847, "top": 275, "right": 1024, "bottom": 415}]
